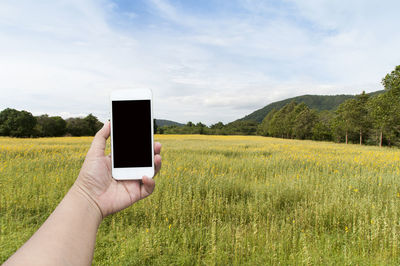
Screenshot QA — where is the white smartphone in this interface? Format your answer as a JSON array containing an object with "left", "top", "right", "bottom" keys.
[{"left": 110, "top": 89, "right": 154, "bottom": 180}]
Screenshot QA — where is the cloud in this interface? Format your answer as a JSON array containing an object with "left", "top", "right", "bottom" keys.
[
  {"left": 0, "top": 0, "right": 399, "bottom": 124},
  {"left": 0, "top": 0, "right": 152, "bottom": 120}
]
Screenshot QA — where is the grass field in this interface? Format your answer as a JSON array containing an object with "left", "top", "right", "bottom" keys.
[{"left": 1, "top": 135, "right": 400, "bottom": 265}]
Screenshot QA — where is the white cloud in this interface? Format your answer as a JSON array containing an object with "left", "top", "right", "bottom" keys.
[
  {"left": 0, "top": 0, "right": 153, "bottom": 121},
  {"left": 0, "top": 0, "right": 399, "bottom": 124}
]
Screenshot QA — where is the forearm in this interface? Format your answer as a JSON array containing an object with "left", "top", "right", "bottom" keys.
[{"left": 4, "top": 185, "right": 102, "bottom": 266}]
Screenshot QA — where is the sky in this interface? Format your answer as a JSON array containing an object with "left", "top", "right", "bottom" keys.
[{"left": 1, "top": 0, "right": 400, "bottom": 125}]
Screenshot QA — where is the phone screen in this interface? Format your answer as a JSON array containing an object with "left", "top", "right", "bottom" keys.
[{"left": 112, "top": 100, "right": 152, "bottom": 168}]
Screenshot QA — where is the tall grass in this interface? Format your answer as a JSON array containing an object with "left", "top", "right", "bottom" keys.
[{"left": 1, "top": 135, "right": 400, "bottom": 265}]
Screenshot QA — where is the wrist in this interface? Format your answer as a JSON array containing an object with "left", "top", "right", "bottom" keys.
[{"left": 69, "top": 184, "right": 104, "bottom": 224}]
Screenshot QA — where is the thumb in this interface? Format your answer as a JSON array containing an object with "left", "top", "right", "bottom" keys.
[{"left": 89, "top": 121, "right": 110, "bottom": 156}]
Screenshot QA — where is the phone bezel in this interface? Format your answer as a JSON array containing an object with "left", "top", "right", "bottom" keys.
[{"left": 110, "top": 89, "right": 155, "bottom": 180}]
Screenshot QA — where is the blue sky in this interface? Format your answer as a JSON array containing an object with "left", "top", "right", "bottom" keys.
[{"left": 1, "top": 0, "right": 400, "bottom": 124}]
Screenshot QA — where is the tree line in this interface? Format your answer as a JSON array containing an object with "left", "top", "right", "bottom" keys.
[
  {"left": 157, "top": 65, "right": 400, "bottom": 147},
  {"left": 157, "top": 120, "right": 259, "bottom": 135},
  {"left": 0, "top": 109, "right": 103, "bottom": 137},
  {"left": 2, "top": 65, "right": 399, "bottom": 146},
  {"left": 258, "top": 66, "right": 400, "bottom": 146}
]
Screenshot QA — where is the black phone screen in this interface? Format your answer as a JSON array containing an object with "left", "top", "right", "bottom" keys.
[{"left": 112, "top": 100, "right": 152, "bottom": 168}]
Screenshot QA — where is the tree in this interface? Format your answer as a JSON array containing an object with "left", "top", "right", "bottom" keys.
[
  {"left": 66, "top": 118, "right": 88, "bottom": 136},
  {"left": 333, "top": 99, "right": 355, "bottom": 144},
  {"left": 368, "top": 91, "right": 400, "bottom": 147},
  {"left": 0, "top": 108, "right": 36, "bottom": 137},
  {"left": 281, "top": 101, "right": 298, "bottom": 138},
  {"left": 84, "top": 114, "right": 103, "bottom": 136},
  {"left": 210, "top": 122, "right": 224, "bottom": 129},
  {"left": 52, "top": 116, "right": 67, "bottom": 136},
  {"left": 224, "top": 120, "right": 259, "bottom": 135},
  {"left": 293, "top": 106, "right": 318, "bottom": 140},
  {"left": 312, "top": 110, "right": 334, "bottom": 141},
  {"left": 210, "top": 122, "right": 225, "bottom": 135},
  {"left": 266, "top": 110, "right": 281, "bottom": 137},
  {"left": 267, "top": 101, "right": 297, "bottom": 138},
  {"left": 154, "top": 119, "right": 158, "bottom": 134},
  {"left": 365, "top": 65, "right": 400, "bottom": 147},
  {"left": 382, "top": 65, "right": 400, "bottom": 95},
  {"left": 35, "top": 115, "right": 66, "bottom": 137},
  {"left": 259, "top": 109, "right": 277, "bottom": 136},
  {"left": 350, "top": 92, "right": 371, "bottom": 145},
  {"left": 196, "top": 122, "right": 206, "bottom": 134},
  {"left": 160, "top": 125, "right": 178, "bottom": 134}
]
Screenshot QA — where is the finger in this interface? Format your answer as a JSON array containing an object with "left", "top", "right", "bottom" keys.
[
  {"left": 154, "top": 154, "right": 162, "bottom": 175},
  {"left": 154, "top": 142, "right": 162, "bottom": 155},
  {"left": 89, "top": 121, "right": 110, "bottom": 156},
  {"left": 141, "top": 176, "right": 155, "bottom": 198}
]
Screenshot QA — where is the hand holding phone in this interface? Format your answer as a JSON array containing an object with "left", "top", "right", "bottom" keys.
[
  {"left": 74, "top": 120, "right": 161, "bottom": 218},
  {"left": 110, "top": 89, "right": 155, "bottom": 180}
]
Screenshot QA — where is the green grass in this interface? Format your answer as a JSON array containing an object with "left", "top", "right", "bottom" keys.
[{"left": 1, "top": 135, "right": 400, "bottom": 265}]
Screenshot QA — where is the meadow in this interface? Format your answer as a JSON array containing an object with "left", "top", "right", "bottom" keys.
[{"left": 1, "top": 135, "right": 400, "bottom": 265}]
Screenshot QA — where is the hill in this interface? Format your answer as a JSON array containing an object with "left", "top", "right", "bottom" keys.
[
  {"left": 155, "top": 119, "right": 184, "bottom": 127},
  {"left": 239, "top": 91, "right": 384, "bottom": 123}
]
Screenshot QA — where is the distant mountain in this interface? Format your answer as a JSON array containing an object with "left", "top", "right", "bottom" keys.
[
  {"left": 155, "top": 119, "right": 184, "bottom": 127},
  {"left": 239, "top": 91, "right": 384, "bottom": 123}
]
